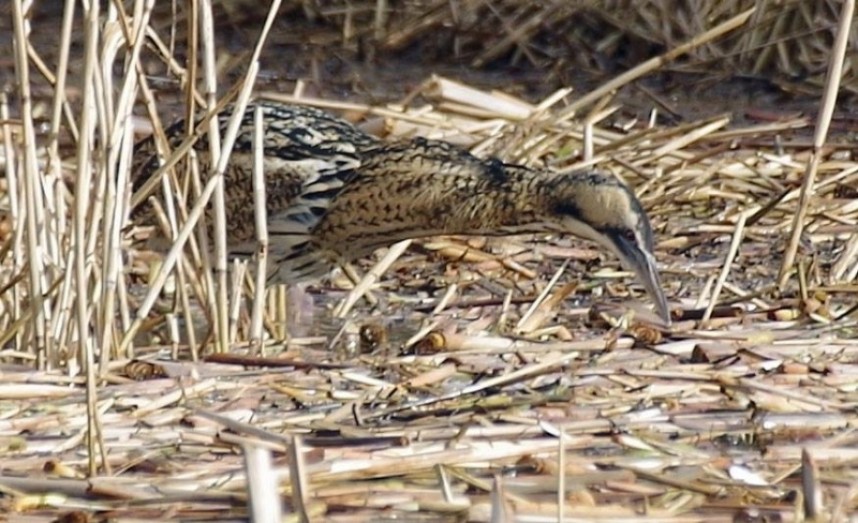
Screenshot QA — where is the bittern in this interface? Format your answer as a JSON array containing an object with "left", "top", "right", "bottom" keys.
[{"left": 132, "top": 101, "right": 671, "bottom": 324}]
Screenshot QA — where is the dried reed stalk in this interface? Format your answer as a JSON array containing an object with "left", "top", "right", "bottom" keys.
[
  {"left": 244, "top": 444, "right": 283, "bottom": 522},
  {"left": 11, "top": 0, "right": 48, "bottom": 363},
  {"left": 250, "top": 105, "right": 269, "bottom": 349},
  {"left": 778, "top": 0, "right": 855, "bottom": 288},
  {"left": 5, "top": 4, "right": 858, "bottom": 519},
  {"left": 198, "top": 0, "right": 230, "bottom": 354},
  {"left": 561, "top": 7, "right": 756, "bottom": 120}
]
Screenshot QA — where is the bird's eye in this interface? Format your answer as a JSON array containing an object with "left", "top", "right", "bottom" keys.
[{"left": 621, "top": 229, "right": 636, "bottom": 242}]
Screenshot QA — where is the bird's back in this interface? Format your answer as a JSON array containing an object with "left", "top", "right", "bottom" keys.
[{"left": 131, "top": 101, "right": 380, "bottom": 281}]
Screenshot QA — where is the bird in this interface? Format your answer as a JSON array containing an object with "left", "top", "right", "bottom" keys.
[{"left": 131, "top": 100, "right": 671, "bottom": 324}]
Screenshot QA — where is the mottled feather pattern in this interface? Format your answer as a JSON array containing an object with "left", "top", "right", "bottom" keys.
[
  {"left": 132, "top": 102, "right": 380, "bottom": 280},
  {"left": 132, "top": 101, "right": 653, "bottom": 285}
]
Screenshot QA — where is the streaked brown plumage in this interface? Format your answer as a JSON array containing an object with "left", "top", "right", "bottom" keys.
[{"left": 132, "top": 100, "right": 671, "bottom": 323}]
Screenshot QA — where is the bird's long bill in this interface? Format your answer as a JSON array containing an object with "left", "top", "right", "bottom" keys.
[{"left": 611, "top": 236, "right": 671, "bottom": 325}]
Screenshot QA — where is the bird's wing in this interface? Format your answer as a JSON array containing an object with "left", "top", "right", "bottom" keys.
[
  {"left": 131, "top": 102, "right": 379, "bottom": 282},
  {"left": 219, "top": 103, "right": 380, "bottom": 282},
  {"left": 306, "top": 136, "right": 517, "bottom": 261}
]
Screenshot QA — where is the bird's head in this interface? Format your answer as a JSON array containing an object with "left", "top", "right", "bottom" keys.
[{"left": 545, "top": 171, "right": 671, "bottom": 325}]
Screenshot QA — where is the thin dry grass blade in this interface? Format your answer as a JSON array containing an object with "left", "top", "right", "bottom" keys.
[
  {"left": 335, "top": 239, "right": 412, "bottom": 318},
  {"left": 778, "top": 0, "right": 854, "bottom": 288},
  {"left": 71, "top": 0, "right": 104, "bottom": 476},
  {"left": 702, "top": 211, "right": 748, "bottom": 325},
  {"left": 11, "top": 0, "right": 49, "bottom": 361},
  {"left": 556, "top": 7, "right": 756, "bottom": 120}
]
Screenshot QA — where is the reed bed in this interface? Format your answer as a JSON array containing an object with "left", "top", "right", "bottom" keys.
[
  {"left": 1, "top": 0, "right": 858, "bottom": 520},
  {"left": 231, "top": 0, "right": 858, "bottom": 97}
]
